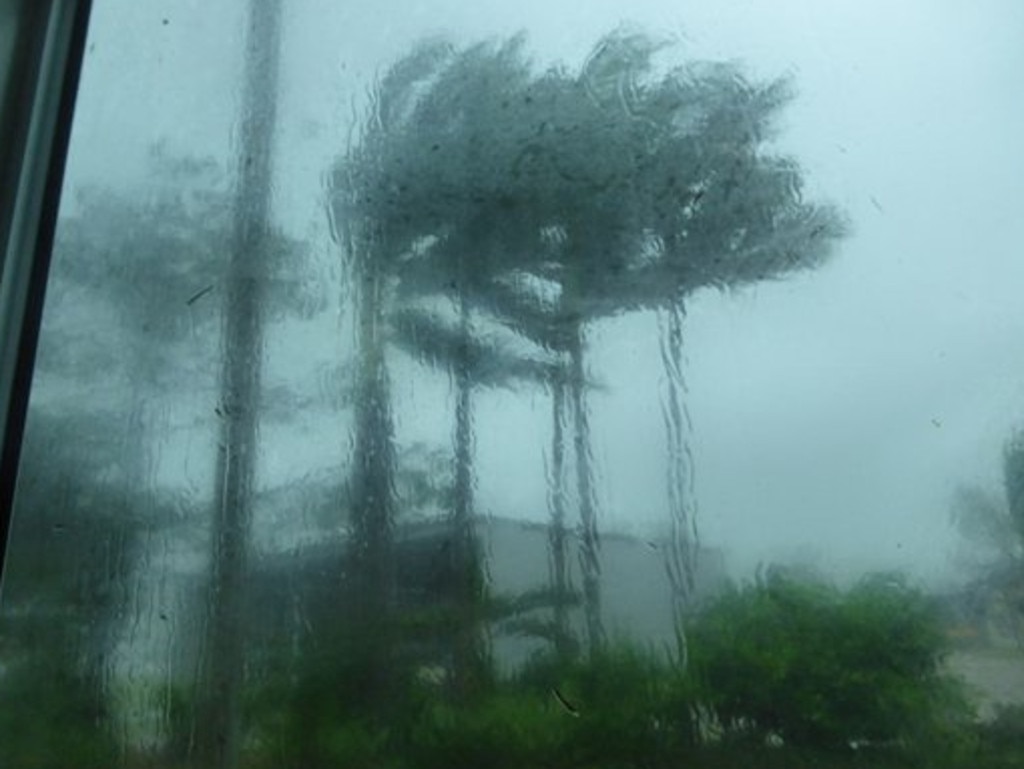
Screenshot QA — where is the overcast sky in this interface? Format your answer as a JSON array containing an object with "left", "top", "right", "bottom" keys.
[{"left": 53, "top": 0, "right": 1024, "bottom": 585}]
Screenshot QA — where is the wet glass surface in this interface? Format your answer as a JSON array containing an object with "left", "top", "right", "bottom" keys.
[{"left": 1, "top": 1, "right": 1023, "bottom": 767}]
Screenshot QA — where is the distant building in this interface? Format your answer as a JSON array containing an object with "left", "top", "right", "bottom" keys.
[
  {"left": 109, "top": 515, "right": 725, "bottom": 748},
  {"left": 241, "top": 515, "right": 727, "bottom": 676}
]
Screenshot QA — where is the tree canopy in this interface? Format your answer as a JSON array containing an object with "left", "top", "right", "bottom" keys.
[
  {"left": 331, "top": 29, "right": 845, "bottom": 331},
  {"left": 329, "top": 28, "right": 846, "bottom": 660}
]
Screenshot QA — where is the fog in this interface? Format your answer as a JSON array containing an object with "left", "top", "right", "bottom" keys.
[{"left": 53, "top": 0, "right": 1024, "bottom": 587}]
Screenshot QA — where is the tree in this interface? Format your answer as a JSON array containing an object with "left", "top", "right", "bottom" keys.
[
  {"left": 37, "top": 147, "right": 230, "bottom": 496},
  {"left": 518, "top": 33, "right": 844, "bottom": 653},
  {"left": 0, "top": 408, "right": 147, "bottom": 769},
  {"left": 473, "top": 32, "right": 843, "bottom": 653},
  {"left": 330, "top": 37, "right": 537, "bottom": 705},
  {"left": 332, "top": 29, "right": 844, "bottom": 660},
  {"left": 951, "top": 429, "right": 1024, "bottom": 647},
  {"left": 0, "top": 150, "right": 312, "bottom": 767},
  {"left": 687, "top": 570, "right": 971, "bottom": 751},
  {"left": 196, "top": 2, "right": 284, "bottom": 768},
  {"left": 454, "top": 32, "right": 843, "bottom": 654},
  {"left": 1006, "top": 430, "right": 1024, "bottom": 547},
  {"left": 0, "top": 144, "right": 267, "bottom": 767},
  {"left": 391, "top": 306, "right": 557, "bottom": 696}
]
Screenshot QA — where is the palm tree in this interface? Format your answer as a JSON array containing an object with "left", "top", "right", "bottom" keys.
[
  {"left": 329, "top": 40, "right": 457, "bottom": 710},
  {"left": 332, "top": 38, "right": 556, "bottom": 695},
  {"left": 390, "top": 303, "right": 556, "bottom": 695},
  {"left": 492, "top": 31, "right": 845, "bottom": 654},
  {"left": 333, "top": 29, "right": 845, "bottom": 661},
  {"left": 627, "top": 47, "right": 844, "bottom": 653}
]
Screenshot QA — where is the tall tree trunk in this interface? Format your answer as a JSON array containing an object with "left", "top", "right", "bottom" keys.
[
  {"left": 449, "top": 288, "right": 486, "bottom": 698},
  {"left": 658, "top": 302, "right": 700, "bottom": 667},
  {"left": 197, "top": 2, "right": 281, "bottom": 767},
  {"left": 568, "top": 320, "right": 604, "bottom": 655},
  {"left": 546, "top": 369, "right": 574, "bottom": 659},
  {"left": 453, "top": 292, "right": 474, "bottom": 552},
  {"left": 348, "top": 243, "right": 397, "bottom": 711}
]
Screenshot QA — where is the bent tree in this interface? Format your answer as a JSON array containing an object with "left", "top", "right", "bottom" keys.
[{"left": 331, "top": 29, "right": 844, "bottom": 663}]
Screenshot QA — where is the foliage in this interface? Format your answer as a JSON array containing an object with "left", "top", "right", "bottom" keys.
[
  {"left": 0, "top": 146, "right": 314, "bottom": 767},
  {"left": 687, "top": 570, "right": 974, "bottom": 751},
  {"left": 333, "top": 30, "right": 846, "bottom": 328},
  {"left": 0, "top": 411, "right": 140, "bottom": 768},
  {"left": 1005, "top": 430, "right": 1024, "bottom": 544},
  {"left": 407, "top": 693, "right": 564, "bottom": 769},
  {"left": 975, "top": 704, "right": 1024, "bottom": 768},
  {"left": 0, "top": 659, "right": 119, "bottom": 769},
  {"left": 332, "top": 27, "right": 846, "bottom": 664},
  {"left": 220, "top": 566, "right": 1024, "bottom": 768},
  {"left": 951, "top": 429, "right": 1024, "bottom": 562},
  {"left": 951, "top": 427, "right": 1024, "bottom": 647},
  {"left": 517, "top": 644, "right": 697, "bottom": 767}
]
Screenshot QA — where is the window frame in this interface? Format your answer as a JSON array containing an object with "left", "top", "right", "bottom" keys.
[{"left": 0, "top": 0, "right": 93, "bottom": 578}]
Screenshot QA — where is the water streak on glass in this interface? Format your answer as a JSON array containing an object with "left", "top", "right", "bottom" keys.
[{"left": 2, "top": 2, "right": 1024, "bottom": 767}]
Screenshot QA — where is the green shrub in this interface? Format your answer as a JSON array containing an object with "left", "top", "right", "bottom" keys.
[
  {"left": 235, "top": 568, "right": 991, "bottom": 768},
  {"left": 408, "top": 692, "right": 564, "bottom": 769},
  {"left": 687, "top": 570, "right": 974, "bottom": 753},
  {"left": 973, "top": 703, "right": 1024, "bottom": 768},
  {"left": 0, "top": 658, "right": 119, "bottom": 769},
  {"left": 983, "top": 704, "right": 1024, "bottom": 747},
  {"left": 517, "top": 644, "right": 697, "bottom": 768}
]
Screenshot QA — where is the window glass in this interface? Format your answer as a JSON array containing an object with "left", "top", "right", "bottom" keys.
[{"left": 2, "top": 1, "right": 1024, "bottom": 767}]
